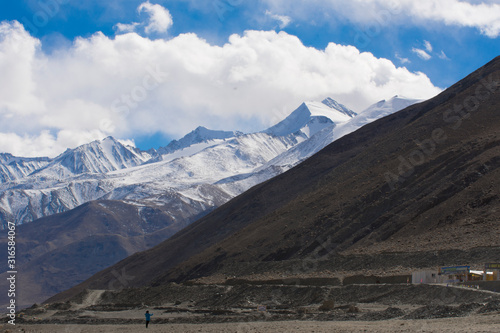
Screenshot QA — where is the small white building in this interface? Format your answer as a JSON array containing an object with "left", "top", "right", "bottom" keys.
[{"left": 412, "top": 270, "right": 440, "bottom": 284}]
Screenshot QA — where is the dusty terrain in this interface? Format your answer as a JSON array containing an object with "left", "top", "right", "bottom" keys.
[
  {"left": 2, "top": 314, "right": 500, "bottom": 333},
  {"left": 4, "top": 282, "right": 499, "bottom": 332}
]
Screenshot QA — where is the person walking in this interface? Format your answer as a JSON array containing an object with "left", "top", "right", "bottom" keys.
[{"left": 145, "top": 310, "right": 153, "bottom": 328}]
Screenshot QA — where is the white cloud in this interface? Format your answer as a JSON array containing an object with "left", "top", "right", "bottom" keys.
[
  {"left": 263, "top": 0, "right": 500, "bottom": 38},
  {"left": 114, "top": 22, "right": 140, "bottom": 33},
  {"left": 265, "top": 10, "right": 292, "bottom": 29},
  {"left": 424, "top": 40, "right": 432, "bottom": 52},
  {"left": 438, "top": 50, "right": 450, "bottom": 60},
  {"left": 138, "top": 1, "right": 173, "bottom": 34},
  {"left": 395, "top": 53, "right": 410, "bottom": 64},
  {"left": 0, "top": 21, "right": 44, "bottom": 117},
  {"left": 412, "top": 47, "right": 432, "bottom": 60},
  {"left": 0, "top": 21, "right": 441, "bottom": 157},
  {"left": 0, "top": 130, "right": 106, "bottom": 158},
  {"left": 114, "top": 2, "right": 173, "bottom": 36}
]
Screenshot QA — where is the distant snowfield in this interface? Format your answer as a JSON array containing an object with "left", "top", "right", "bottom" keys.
[{"left": 0, "top": 96, "right": 420, "bottom": 227}]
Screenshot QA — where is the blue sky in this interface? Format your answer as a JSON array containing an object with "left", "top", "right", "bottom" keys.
[{"left": 1, "top": 0, "right": 499, "bottom": 156}]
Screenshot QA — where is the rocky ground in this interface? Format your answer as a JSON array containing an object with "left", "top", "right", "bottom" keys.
[
  {"left": 3, "top": 282, "right": 499, "bottom": 332},
  {"left": 2, "top": 315, "right": 500, "bottom": 333}
]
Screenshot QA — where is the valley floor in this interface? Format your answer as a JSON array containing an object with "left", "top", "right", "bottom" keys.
[
  {"left": 3, "top": 314, "right": 500, "bottom": 333},
  {"left": 8, "top": 283, "right": 500, "bottom": 332}
]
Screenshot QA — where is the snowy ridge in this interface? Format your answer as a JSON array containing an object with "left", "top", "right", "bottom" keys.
[
  {"left": 158, "top": 127, "right": 241, "bottom": 156},
  {"left": 359, "top": 95, "right": 421, "bottom": 119},
  {"left": 332, "top": 95, "right": 423, "bottom": 140},
  {"left": 0, "top": 153, "right": 50, "bottom": 183},
  {"left": 32, "top": 137, "right": 150, "bottom": 179},
  {"left": 321, "top": 97, "right": 358, "bottom": 117},
  {"left": 101, "top": 132, "right": 299, "bottom": 202}
]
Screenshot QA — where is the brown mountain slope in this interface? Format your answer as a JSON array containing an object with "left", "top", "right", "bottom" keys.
[
  {"left": 49, "top": 56, "right": 500, "bottom": 303},
  {"left": 0, "top": 200, "right": 205, "bottom": 308}
]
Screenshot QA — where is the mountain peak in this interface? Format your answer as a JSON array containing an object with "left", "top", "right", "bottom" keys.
[
  {"left": 321, "top": 97, "right": 358, "bottom": 117},
  {"left": 159, "top": 126, "right": 241, "bottom": 155},
  {"left": 0, "top": 152, "right": 14, "bottom": 164},
  {"left": 361, "top": 95, "right": 422, "bottom": 115},
  {"left": 102, "top": 136, "right": 119, "bottom": 143},
  {"left": 191, "top": 126, "right": 235, "bottom": 138},
  {"left": 265, "top": 98, "right": 356, "bottom": 137},
  {"left": 65, "top": 136, "right": 127, "bottom": 157},
  {"left": 33, "top": 136, "right": 149, "bottom": 176}
]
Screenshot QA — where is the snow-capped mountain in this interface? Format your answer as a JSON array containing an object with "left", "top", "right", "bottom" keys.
[
  {"left": 0, "top": 96, "right": 419, "bottom": 228},
  {"left": 217, "top": 95, "right": 422, "bottom": 195},
  {"left": 33, "top": 136, "right": 151, "bottom": 179}
]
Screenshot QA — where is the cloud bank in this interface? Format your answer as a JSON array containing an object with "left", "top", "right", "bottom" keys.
[
  {"left": 0, "top": 17, "right": 441, "bottom": 157},
  {"left": 263, "top": 0, "right": 500, "bottom": 38}
]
